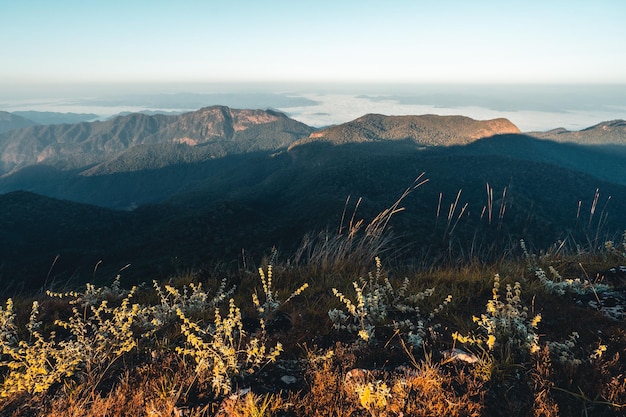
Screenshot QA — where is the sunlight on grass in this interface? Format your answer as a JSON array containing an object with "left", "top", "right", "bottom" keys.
[{"left": 0, "top": 192, "right": 625, "bottom": 416}]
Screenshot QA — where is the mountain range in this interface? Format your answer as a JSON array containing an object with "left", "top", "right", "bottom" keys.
[
  {"left": 1, "top": 106, "right": 625, "bottom": 290},
  {"left": 0, "top": 111, "right": 38, "bottom": 134},
  {"left": 0, "top": 106, "right": 313, "bottom": 175}
]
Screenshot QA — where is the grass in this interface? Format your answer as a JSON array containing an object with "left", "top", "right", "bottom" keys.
[{"left": 1, "top": 196, "right": 625, "bottom": 416}]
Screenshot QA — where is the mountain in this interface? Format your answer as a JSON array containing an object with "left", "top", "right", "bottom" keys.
[
  {"left": 2, "top": 112, "right": 625, "bottom": 212},
  {"left": 529, "top": 120, "right": 626, "bottom": 145},
  {"left": 2, "top": 109, "right": 626, "bottom": 289},
  {"left": 3, "top": 136, "right": 626, "bottom": 290},
  {"left": 0, "top": 106, "right": 314, "bottom": 175},
  {"left": 0, "top": 111, "right": 38, "bottom": 134},
  {"left": 11, "top": 111, "right": 99, "bottom": 125},
  {"left": 290, "top": 114, "right": 520, "bottom": 148}
]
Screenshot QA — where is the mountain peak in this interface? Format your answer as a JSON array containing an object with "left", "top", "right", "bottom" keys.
[
  {"left": 174, "top": 106, "right": 285, "bottom": 139},
  {"left": 293, "top": 114, "right": 520, "bottom": 148}
]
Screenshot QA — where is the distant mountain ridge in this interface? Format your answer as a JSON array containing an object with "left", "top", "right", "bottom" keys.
[
  {"left": 529, "top": 120, "right": 626, "bottom": 144},
  {"left": 290, "top": 114, "right": 521, "bottom": 148},
  {"left": 11, "top": 111, "right": 98, "bottom": 125},
  {"left": 0, "top": 111, "right": 38, "bottom": 134},
  {"left": 0, "top": 106, "right": 313, "bottom": 175}
]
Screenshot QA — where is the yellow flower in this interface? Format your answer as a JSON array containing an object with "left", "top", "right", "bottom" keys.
[
  {"left": 358, "top": 329, "right": 370, "bottom": 341},
  {"left": 531, "top": 314, "right": 542, "bottom": 328},
  {"left": 452, "top": 331, "right": 471, "bottom": 344}
]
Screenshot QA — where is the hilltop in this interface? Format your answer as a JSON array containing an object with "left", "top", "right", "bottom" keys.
[
  {"left": 11, "top": 111, "right": 98, "bottom": 125},
  {"left": 290, "top": 113, "right": 520, "bottom": 148}
]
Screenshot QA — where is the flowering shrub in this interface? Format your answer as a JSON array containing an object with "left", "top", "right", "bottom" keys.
[
  {"left": 176, "top": 263, "right": 306, "bottom": 395},
  {"left": 0, "top": 300, "right": 82, "bottom": 397},
  {"left": 453, "top": 274, "right": 541, "bottom": 359},
  {"left": 604, "top": 231, "right": 626, "bottom": 260},
  {"left": 176, "top": 298, "right": 283, "bottom": 395},
  {"left": 151, "top": 277, "right": 235, "bottom": 328},
  {"left": 252, "top": 264, "right": 308, "bottom": 320},
  {"left": 0, "top": 281, "right": 144, "bottom": 397},
  {"left": 353, "top": 379, "right": 391, "bottom": 415},
  {"left": 0, "top": 262, "right": 308, "bottom": 400},
  {"left": 521, "top": 239, "right": 610, "bottom": 295},
  {"left": 547, "top": 332, "right": 582, "bottom": 365},
  {"left": 329, "top": 257, "right": 451, "bottom": 347}
]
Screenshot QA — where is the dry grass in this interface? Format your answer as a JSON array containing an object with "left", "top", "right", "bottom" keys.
[
  {"left": 291, "top": 174, "right": 428, "bottom": 281},
  {"left": 1, "top": 221, "right": 626, "bottom": 416}
]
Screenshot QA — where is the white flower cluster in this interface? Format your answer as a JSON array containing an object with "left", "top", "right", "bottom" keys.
[
  {"left": 329, "top": 257, "right": 451, "bottom": 347},
  {"left": 453, "top": 274, "right": 541, "bottom": 357},
  {"left": 521, "top": 240, "right": 610, "bottom": 296},
  {"left": 151, "top": 277, "right": 236, "bottom": 328},
  {"left": 547, "top": 332, "right": 582, "bottom": 366},
  {"left": 604, "top": 231, "right": 626, "bottom": 259}
]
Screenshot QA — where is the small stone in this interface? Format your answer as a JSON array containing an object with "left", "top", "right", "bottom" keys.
[
  {"left": 280, "top": 375, "right": 298, "bottom": 385},
  {"left": 443, "top": 348, "right": 480, "bottom": 364}
]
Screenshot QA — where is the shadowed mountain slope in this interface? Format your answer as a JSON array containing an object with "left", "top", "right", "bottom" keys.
[
  {"left": 0, "top": 191, "right": 133, "bottom": 292},
  {"left": 451, "top": 133, "right": 626, "bottom": 186},
  {"left": 3, "top": 137, "right": 626, "bottom": 290}
]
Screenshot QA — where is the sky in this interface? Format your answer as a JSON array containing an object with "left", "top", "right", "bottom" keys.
[
  {"left": 1, "top": 0, "right": 625, "bottom": 86},
  {"left": 1, "top": 1, "right": 625, "bottom": 131}
]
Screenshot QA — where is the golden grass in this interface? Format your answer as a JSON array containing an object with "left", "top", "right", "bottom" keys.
[{"left": 1, "top": 230, "right": 625, "bottom": 416}]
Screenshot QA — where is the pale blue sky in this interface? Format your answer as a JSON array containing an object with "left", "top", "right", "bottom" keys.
[{"left": 1, "top": 0, "right": 625, "bottom": 86}]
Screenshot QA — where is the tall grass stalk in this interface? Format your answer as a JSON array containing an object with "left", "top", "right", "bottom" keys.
[{"left": 292, "top": 174, "right": 428, "bottom": 274}]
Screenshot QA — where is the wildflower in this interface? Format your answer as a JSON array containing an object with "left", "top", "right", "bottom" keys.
[
  {"left": 358, "top": 329, "right": 370, "bottom": 341},
  {"left": 530, "top": 314, "right": 542, "bottom": 328},
  {"left": 591, "top": 344, "right": 607, "bottom": 360}
]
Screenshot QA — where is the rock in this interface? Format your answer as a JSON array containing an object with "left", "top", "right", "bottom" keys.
[
  {"left": 280, "top": 375, "right": 298, "bottom": 385},
  {"left": 442, "top": 348, "right": 480, "bottom": 364}
]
